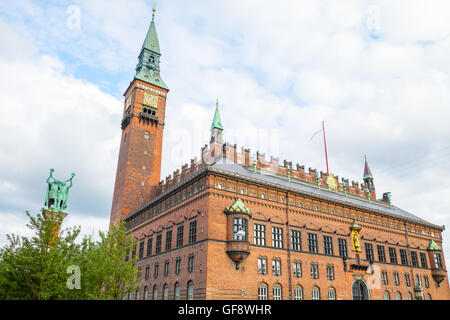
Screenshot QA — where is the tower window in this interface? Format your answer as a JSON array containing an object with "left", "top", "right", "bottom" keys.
[{"left": 144, "top": 132, "right": 150, "bottom": 140}]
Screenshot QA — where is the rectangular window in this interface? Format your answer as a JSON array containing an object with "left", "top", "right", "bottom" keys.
[
  {"left": 272, "top": 260, "right": 281, "bottom": 276},
  {"left": 272, "top": 227, "right": 284, "bottom": 248},
  {"left": 139, "top": 239, "right": 144, "bottom": 259},
  {"left": 365, "top": 243, "right": 374, "bottom": 262},
  {"left": 131, "top": 244, "right": 136, "bottom": 259},
  {"left": 154, "top": 263, "right": 159, "bottom": 278},
  {"left": 258, "top": 258, "right": 268, "bottom": 275},
  {"left": 311, "top": 263, "right": 319, "bottom": 279},
  {"left": 434, "top": 253, "right": 443, "bottom": 269},
  {"left": 125, "top": 249, "right": 129, "bottom": 262},
  {"left": 146, "top": 237, "right": 153, "bottom": 257},
  {"left": 175, "top": 258, "right": 181, "bottom": 275},
  {"left": 420, "top": 252, "right": 428, "bottom": 268},
  {"left": 253, "top": 224, "right": 266, "bottom": 246},
  {"left": 145, "top": 266, "right": 150, "bottom": 280},
  {"left": 404, "top": 273, "right": 411, "bottom": 287},
  {"left": 290, "top": 230, "right": 302, "bottom": 251},
  {"left": 424, "top": 275, "right": 429, "bottom": 288},
  {"left": 233, "top": 217, "right": 248, "bottom": 241},
  {"left": 324, "top": 236, "right": 334, "bottom": 255},
  {"left": 410, "top": 251, "right": 418, "bottom": 267},
  {"left": 387, "top": 247, "right": 397, "bottom": 264},
  {"left": 307, "top": 233, "right": 318, "bottom": 253},
  {"left": 400, "top": 249, "right": 408, "bottom": 265},
  {"left": 155, "top": 233, "right": 162, "bottom": 254},
  {"left": 176, "top": 225, "right": 184, "bottom": 248},
  {"left": 164, "top": 261, "right": 169, "bottom": 277},
  {"left": 293, "top": 262, "right": 302, "bottom": 277},
  {"left": 377, "top": 245, "right": 386, "bottom": 263},
  {"left": 416, "top": 274, "right": 422, "bottom": 287},
  {"left": 188, "top": 255, "right": 195, "bottom": 273},
  {"left": 326, "top": 265, "right": 334, "bottom": 280},
  {"left": 165, "top": 229, "right": 172, "bottom": 251},
  {"left": 188, "top": 220, "right": 197, "bottom": 244},
  {"left": 393, "top": 272, "right": 399, "bottom": 286},
  {"left": 381, "top": 271, "right": 388, "bottom": 285},
  {"left": 338, "top": 238, "right": 348, "bottom": 258}
]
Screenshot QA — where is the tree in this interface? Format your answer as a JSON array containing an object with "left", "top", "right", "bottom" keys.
[
  {"left": 78, "top": 222, "right": 141, "bottom": 300},
  {"left": 0, "top": 210, "right": 139, "bottom": 300}
]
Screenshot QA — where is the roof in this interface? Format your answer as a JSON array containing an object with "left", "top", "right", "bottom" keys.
[
  {"left": 210, "top": 158, "right": 438, "bottom": 228},
  {"left": 363, "top": 158, "right": 373, "bottom": 180},
  {"left": 211, "top": 104, "right": 223, "bottom": 130},
  {"left": 124, "top": 157, "right": 443, "bottom": 230},
  {"left": 142, "top": 13, "right": 160, "bottom": 54}
]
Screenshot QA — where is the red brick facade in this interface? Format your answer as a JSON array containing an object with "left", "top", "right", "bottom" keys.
[{"left": 111, "top": 15, "right": 450, "bottom": 300}]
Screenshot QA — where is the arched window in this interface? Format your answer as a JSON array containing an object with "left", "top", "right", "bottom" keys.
[
  {"left": 187, "top": 280, "right": 194, "bottom": 300},
  {"left": 383, "top": 291, "right": 390, "bottom": 300},
  {"left": 294, "top": 285, "right": 303, "bottom": 300},
  {"left": 258, "top": 282, "right": 268, "bottom": 300},
  {"left": 352, "top": 280, "right": 369, "bottom": 300},
  {"left": 174, "top": 282, "right": 180, "bottom": 300},
  {"left": 407, "top": 292, "right": 413, "bottom": 300},
  {"left": 426, "top": 293, "right": 431, "bottom": 300},
  {"left": 328, "top": 287, "right": 336, "bottom": 300},
  {"left": 163, "top": 284, "right": 169, "bottom": 300},
  {"left": 273, "top": 283, "right": 282, "bottom": 300},
  {"left": 312, "top": 286, "right": 320, "bottom": 300},
  {"left": 135, "top": 288, "right": 140, "bottom": 300},
  {"left": 396, "top": 291, "right": 402, "bottom": 300},
  {"left": 144, "top": 286, "right": 149, "bottom": 300},
  {"left": 153, "top": 285, "right": 158, "bottom": 300}
]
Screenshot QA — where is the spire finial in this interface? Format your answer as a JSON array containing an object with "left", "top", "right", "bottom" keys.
[{"left": 152, "top": 2, "right": 156, "bottom": 21}]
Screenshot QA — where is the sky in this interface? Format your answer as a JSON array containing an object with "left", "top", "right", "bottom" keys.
[{"left": 1, "top": 0, "right": 450, "bottom": 273}]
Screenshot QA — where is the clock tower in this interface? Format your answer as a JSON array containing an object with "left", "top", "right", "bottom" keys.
[{"left": 110, "top": 7, "right": 169, "bottom": 227}]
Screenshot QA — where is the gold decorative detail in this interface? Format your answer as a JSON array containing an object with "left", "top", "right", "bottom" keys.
[
  {"left": 326, "top": 174, "right": 338, "bottom": 191},
  {"left": 350, "top": 219, "right": 362, "bottom": 252}
]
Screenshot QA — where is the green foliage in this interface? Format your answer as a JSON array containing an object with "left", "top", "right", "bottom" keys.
[{"left": 0, "top": 210, "right": 139, "bottom": 300}]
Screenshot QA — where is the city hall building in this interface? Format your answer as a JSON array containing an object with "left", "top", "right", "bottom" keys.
[{"left": 110, "top": 10, "right": 450, "bottom": 300}]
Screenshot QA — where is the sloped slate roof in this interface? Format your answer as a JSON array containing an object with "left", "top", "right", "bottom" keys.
[{"left": 211, "top": 158, "right": 437, "bottom": 228}]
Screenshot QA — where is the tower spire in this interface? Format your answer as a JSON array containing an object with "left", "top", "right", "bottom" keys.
[
  {"left": 210, "top": 100, "right": 224, "bottom": 144},
  {"left": 211, "top": 99, "right": 224, "bottom": 130},
  {"left": 135, "top": 3, "right": 168, "bottom": 90},
  {"left": 363, "top": 155, "right": 374, "bottom": 191}
]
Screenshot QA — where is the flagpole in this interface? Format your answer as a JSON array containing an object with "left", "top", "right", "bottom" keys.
[{"left": 322, "top": 121, "right": 329, "bottom": 175}]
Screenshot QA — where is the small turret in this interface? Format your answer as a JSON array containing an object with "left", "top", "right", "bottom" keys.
[
  {"left": 363, "top": 155, "right": 374, "bottom": 191},
  {"left": 210, "top": 99, "right": 223, "bottom": 144}
]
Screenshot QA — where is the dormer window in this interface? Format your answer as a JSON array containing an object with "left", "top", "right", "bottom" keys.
[{"left": 149, "top": 56, "right": 155, "bottom": 63}]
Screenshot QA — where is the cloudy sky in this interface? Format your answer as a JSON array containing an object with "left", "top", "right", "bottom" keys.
[{"left": 1, "top": 0, "right": 450, "bottom": 270}]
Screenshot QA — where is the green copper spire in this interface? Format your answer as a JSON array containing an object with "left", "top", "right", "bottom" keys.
[
  {"left": 135, "top": 5, "right": 169, "bottom": 90},
  {"left": 142, "top": 8, "right": 160, "bottom": 54},
  {"left": 211, "top": 99, "right": 224, "bottom": 130}
]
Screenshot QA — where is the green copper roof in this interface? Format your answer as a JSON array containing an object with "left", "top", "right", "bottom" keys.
[
  {"left": 363, "top": 157, "right": 373, "bottom": 180},
  {"left": 225, "top": 198, "right": 251, "bottom": 215},
  {"left": 427, "top": 240, "right": 442, "bottom": 251},
  {"left": 211, "top": 101, "right": 224, "bottom": 130},
  {"left": 134, "top": 9, "right": 169, "bottom": 91},
  {"left": 142, "top": 11, "right": 160, "bottom": 54}
]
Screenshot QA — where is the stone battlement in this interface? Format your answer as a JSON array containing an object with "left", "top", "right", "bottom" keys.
[{"left": 154, "top": 140, "right": 378, "bottom": 201}]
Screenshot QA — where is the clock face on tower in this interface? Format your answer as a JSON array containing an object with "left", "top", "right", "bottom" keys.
[{"left": 143, "top": 92, "right": 158, "bottom": 108}]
